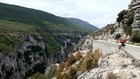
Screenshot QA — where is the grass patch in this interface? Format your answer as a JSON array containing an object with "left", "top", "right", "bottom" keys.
[
  {"left": 27, "top": 72, "right": 46, "bottom": 79},
  {"left": 0, "top": 33, "right": 21, "bottom": 54},
  {"left": 0, "top": 20, "right": 36, "bottom": 33}
]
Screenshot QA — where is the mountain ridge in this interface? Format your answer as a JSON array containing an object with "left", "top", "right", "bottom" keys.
[{"left": 0, "top": 2, "right": 99, "bottom": 33}]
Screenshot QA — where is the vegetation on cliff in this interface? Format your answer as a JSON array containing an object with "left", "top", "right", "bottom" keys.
[
  {"left": 131, "top": 30, "right": 140, "bottom": 43},
  {"left": 117, "top": 9, "right": 134, "bottom": 36},
  {"left": 40, "top": 48, "right": 102, "bottom": 79},
  {"left": 0, "top": 33, "right": 21, "bottom": 54},
  {"left": 0, "top": 2, "right": 98, "bottom": 55}
]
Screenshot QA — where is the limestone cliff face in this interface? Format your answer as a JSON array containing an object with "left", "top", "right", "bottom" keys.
[
  {"left": 0, "top": 35, "right": 47, "bottom": 79},
  {"left": 0, "top": 33, "right": 83, "bottom": 79},
  {"left": 78, "top": 50, "right": 140, "bottom": 79},
  {"left": 44, "top": 35, "right": 95, "bottom": 79},
  {"left": 93, "top": 0, "right": 139, "bottom": 40},
  {"left": 131, "top": 0, "right": 140, "bottom": 31}
]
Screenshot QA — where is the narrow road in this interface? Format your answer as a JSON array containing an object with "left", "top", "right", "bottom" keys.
[{"left": 93, "top": 40, "right": 140, "bottom": 60}]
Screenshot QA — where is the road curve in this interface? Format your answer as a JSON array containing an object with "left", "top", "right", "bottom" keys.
[{"left": 93, "top": 40, "right": 140, "bottom": 60}]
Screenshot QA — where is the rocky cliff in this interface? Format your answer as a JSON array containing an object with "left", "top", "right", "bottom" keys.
[
  {"left": 38, "top": 35, "right": 102, "bottom": 79},
  {"left": 0, "top": 32, "right": 83, "bottom": 79},
  {"left": 93, "top": 0, "right": 140, "bottom": 42},
  {"left": 31, "top": 30, "right": 140, "bottom": 79},
  {"left": 0, "top": 2, "right": 99, "bottom": 79},
  {"left": 78, "top": 49, "right": 140, "bottom": 79}
]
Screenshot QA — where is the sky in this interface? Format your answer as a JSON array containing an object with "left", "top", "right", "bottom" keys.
[{"left": 0, "top": 0, "right": 131, "bottom": 28}]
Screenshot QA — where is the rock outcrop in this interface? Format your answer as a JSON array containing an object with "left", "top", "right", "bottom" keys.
[
  {"left": 131, "top": 0, "right": 140, "bottom": 31},
  {"left": 0, "top": 33, "right": 83, "bottom": 79},
  {"left": 78, "top": 50, "right": 140, "bottom": 79},
  {"left": 93, "top": 0, "right": 140, "bottom": 41},
  {"left": 43, "top": 35, "right": 98, "bottom": 79},
  {"left": 0, "top": 34, "right": 47, "bottom": 79}
]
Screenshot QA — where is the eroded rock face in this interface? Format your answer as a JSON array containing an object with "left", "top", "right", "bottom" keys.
[
  {"left": 132, "top": 8, "right": 140, "bottom": 31},
  {"left": 0, "top": 35, "right": 47, "bottom": 79},
  {"left": 0, "top": 33, "right": 83, "bottom": 79},
  {"left": 78, "top": 50, "right": 140, "bottom": 79},
  {"left": 131, "top": 0, "right": 140, "bottom": 31}
]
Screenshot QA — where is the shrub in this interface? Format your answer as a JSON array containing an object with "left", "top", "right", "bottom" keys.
[
  {"left": 131, "top": 31, "right": 140, "bottom": 43},
  {"left": 123, "top": 26, "right": 132, "bottom": 35},
  {"left": 126, "top": 11, "right": 134, "bottom": 26},
  {"left": 62, "top": 73, "right": 71, "bottom": 79},
  {"left": 69, "top": 54, "right": 76, "bottom": 64},
  {"left": 115, "top": 33, "right": 121, "bottom": 39},
  {"left": 65, "top": 54, "right": 75, "bottom": 69},
  {"left": 117, "top": 10, "right": 128, "bottom": 22},
  {"left": 77, "top": 58, "right": 85, "bottom": 76},
  {"left": 122, "top": 11, "right": 134, "bottom": 36},
  {"left": 94, "top": 48, "right": 102, "bottom": 60},
  {"left": 110, "top": 28, "right": 115, "bottom": 35},
  {"left": 46, "top": 65, "right": 57, "bottom": 79},
  {"left": 75, "top": 50, "right": 82, "bottom": 61},
  {"left": 108, "top": 72, "right": 117, "bottom": 79},
  {"left": 69, "top": 67, "right": 77, "bottom": 79},
  {"left": 28, "top": 46, "right": 42, "bottom": 52},
  {"left": 44, "top": 35, "right": 61, "bottom": 56},
  {"left": 28, "top": 72, "right": 46, "bottom": 79},
  {"left": 0, "top": 33, "right": 21, "bottom": 54},
  {"left": 55, "top": 63, "right": 65, "bottom": 79},
  {"left": 58, "top": 63, "right": 65, "bottom": 72},
  {"left": 55, "top": 72, "right": 63, "bottom": 79},
  {"left": 121, "top": 64, "right": 128, "bottom": 68},
  {"left": 0, "top": 43, "right": 11, "bottom": 54},
  {"left": 77, "top": 58, "right": 84, "bottom": 69},
  {"left": 86, "top": 59, "right": 93, "bottom": 71},
  {"left": 84, "top": 48, "right": 102, "bottom": 71},
  {"left": 65, "top": 57, "right": 71, "bottom": 69},
  {"left": 79, "top": 60, "right": 87, "bottom": 74},
  {"left": 85, "top": 58, "right": 98, "bottom": 71},
  {"left": 85, "top": 48, "right": 94, "bottom": 59}
]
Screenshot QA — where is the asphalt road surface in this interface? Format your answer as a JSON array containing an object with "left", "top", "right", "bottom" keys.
[{"left": 93, "top": 40, "right": 140, "bottom": 60}]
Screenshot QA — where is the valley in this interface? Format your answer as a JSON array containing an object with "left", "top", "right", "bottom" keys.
[{"left": 0, "top": 0, "right": 140, "bottom": 79}]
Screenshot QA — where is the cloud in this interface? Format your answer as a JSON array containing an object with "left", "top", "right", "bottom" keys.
[{"left": 0, "top": 0, "right": 131, "bottom": 28}]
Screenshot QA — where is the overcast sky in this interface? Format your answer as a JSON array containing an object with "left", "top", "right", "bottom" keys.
[{"left": 0, "top": 0, "right": 131, "bottom": 28}]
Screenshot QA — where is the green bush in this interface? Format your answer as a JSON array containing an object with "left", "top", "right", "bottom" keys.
[
  {"left": 117, "top": 10, "right": 128, "bottom": 22},
  {"left": 44, "top": 35, "right": 61, "bottom": 56},
  {"left": 115, "top": 34, "right": 121, "bottom": 39},
  {"left": 86, "top": 59, "right": 93, "bottom": 71},
  {"left": 69, "top": 67, "right": 77, "bottom": 79},
  {"left": 29, "top": 46, "right": 42, "bottom": 52},
  {"left": 0, "top": 43, "right": 11, "bottom": 53},
  {"left": 123, "top": 11, "right": 134, "bottom": 35},
  {"left": 0, "top": 33, "right": 21, "bottom": 54},
  {"left": 131, "top": 31, "right": 140, "bottom": 43},
  {"left": 110, "top": 28, "right": 115, "bottom": 35},
  {"left": 123, "top": 26, "right": 132, "bottom": 35},
  {"left": 28, "top": 72, "right": 46, "bottom": 79},
  {"left": 46, "top": 65, "right": 57, "bottom": 79},
  {"left": 69, "top": 54, "right": 76, "bottom": 65}
]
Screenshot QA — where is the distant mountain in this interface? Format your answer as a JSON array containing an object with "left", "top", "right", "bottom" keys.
[
  {"left": 0, "top": 2, "right": 99, "bottom": 33},
  {"left": 67, "top": 18, "right": 99, "bottom": 32}
]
